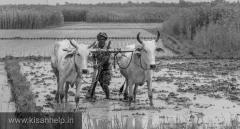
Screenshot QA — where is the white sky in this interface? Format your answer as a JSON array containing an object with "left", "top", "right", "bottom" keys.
[{"left": 0, "top": 0, "right": 238, "bottom": 5}]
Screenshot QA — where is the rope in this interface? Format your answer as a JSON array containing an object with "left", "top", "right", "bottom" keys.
[
  {"left": 114, "top": 48, "right": 149, "bottom": 70},
  {"left": 115, "top": 51, "right": 134, "bottom": 69},
  {"left": 139, "top": 55, "right": 150, "bottom": 70},
  {"left": 80, "top": 76, "right": 91, "bottom": 84}
]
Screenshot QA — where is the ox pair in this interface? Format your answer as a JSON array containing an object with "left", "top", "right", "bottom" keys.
[{"left": 51, "top": 31, "right": 164, "bottom": 107}]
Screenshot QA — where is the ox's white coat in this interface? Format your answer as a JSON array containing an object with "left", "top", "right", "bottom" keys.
[
  {"left": 117, "top": 32, "right": 162, "bottom": 106},
  {"left": 51, "top": 39, "right": 90, "bottom": 104}
]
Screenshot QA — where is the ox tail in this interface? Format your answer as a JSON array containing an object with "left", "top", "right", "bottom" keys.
[{"left": 119, "top": 80, "right": 126, "bottom": 95}]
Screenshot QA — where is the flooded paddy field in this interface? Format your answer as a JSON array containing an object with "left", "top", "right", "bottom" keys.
[
  {"left": 1, "top": 22, "right": 239, "bottom": 128},
  {"left": 19, "top": 59, "right": 240, "bottom": 128}
]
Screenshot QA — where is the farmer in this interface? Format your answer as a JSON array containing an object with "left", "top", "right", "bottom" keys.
[{"left": 86, "top": 32, "right": 112, "bottom": 99}]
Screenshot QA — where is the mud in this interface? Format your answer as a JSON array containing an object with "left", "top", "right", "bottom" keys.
[{"left": 19, "top": 59, "right": 240, "bottom": 127}]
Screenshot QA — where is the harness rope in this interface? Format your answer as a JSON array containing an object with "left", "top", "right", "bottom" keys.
[
  {"left": 114, "top": 48, "right": 151, "bottom": 70},
  {"left": 139, "top": 54, "right": 150, "bottom": 70},
  {"left": 115, "top": 51, "right": 134, "bottom": 69}
]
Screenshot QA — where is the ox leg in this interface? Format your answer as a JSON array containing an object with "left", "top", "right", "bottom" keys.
[
  {"left": 55, "top": 78, "right": 60, "bottom": 103},
  {"left": 99, "top": 70, "right": 110, "bottom": 99},
  {"left": 147, "top": 81, "right": 153, "bottom": 106},
  {"left": 123, "top": 79, "right": 129, "bottom": 100},
  {"left": 65, "top": 82, "right": 70, "bottom": 103},
  {"left": 119, "top": 80, "right": 125, "bottom": 95},
  {"left": 128, "top": 80, "right": 134, "bottom": 106},
  {"left": 133, "top": 84, "right": 138, "bottom": 102},
  {"left": 58, "top": 75, "right": 66, "bottom": 104},
  {"left": 53, "top": 67, "right": 60, "bottom": 103},
  {"left": 75, "top": 78, "right": 82, "bottom": 107}
]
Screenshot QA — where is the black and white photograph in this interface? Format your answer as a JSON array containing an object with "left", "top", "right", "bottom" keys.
[{"left": 0, "top": 0, "right": 240, "bottom": 129}]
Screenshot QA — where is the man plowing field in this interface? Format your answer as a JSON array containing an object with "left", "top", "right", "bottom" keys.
[{"left": 86, "top": 32, "right": 112, "bottom": 99}]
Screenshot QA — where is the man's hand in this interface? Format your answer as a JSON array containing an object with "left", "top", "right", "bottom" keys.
[
  {"left": 93, "top": 64, "right": 98, "bottom": 69},
  {"left": 93, "top": 64, "right": 102, "bottom": 69}
]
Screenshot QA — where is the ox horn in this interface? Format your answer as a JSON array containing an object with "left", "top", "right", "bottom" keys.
[
  {"left": 137, "top": 32, "right": 143, "bottom": 45},
  {"left": 155, "top": 31, "right": 160, "bottom": 42},
  {"left": 69, "top": 40, "right": 78, "bottom": 49}
]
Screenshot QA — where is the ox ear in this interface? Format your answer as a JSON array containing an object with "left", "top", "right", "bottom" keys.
[
  {"left": 63, "top": 48, "right": 72, "bottom": 53},
  {"left": 155, "top": 31, "right": 160, "bottom": 42},
  {"left": 65, "top": 53, "right": 74, "bottom": 59},
  {"left": 63, "top": 49, "right": 77, "bottom": 59}
]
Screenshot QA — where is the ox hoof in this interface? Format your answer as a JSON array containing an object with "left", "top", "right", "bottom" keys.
[
  {"left": 123, "top": 93, "right": 128, "bottom": 100},
  {"left": 150, "top": 103, "right": 154, "bottom": 107},
  {"left": 105, "top": 95, "right": 110, "bottom": 99},
  {"left": 129, "top": 106, "right": 135, "bottom": 110},
  {"left": 75, "top": 104, "right": 79, "bottom": 109},
  {"left": 86, "top": 93, "right": 97, "bottom": 100},
  {"left": 55, "top": 93, "right": 60, "bottom": 103},
  {"left": 128, "top": 96, "right": 133, "bottom": 106},
  {"left": 75, "top": 97, "right": 80, "bottom": 104}
]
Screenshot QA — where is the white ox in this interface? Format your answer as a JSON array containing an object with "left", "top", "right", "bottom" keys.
[
  {"left": 51, "top": 39, "right": 93, "bottom": 105},
  {"left": 117, "top": 31, "right": 164, "bottom": 106}
]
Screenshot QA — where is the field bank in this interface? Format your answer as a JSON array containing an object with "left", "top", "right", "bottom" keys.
[{"left": 0, "top": 62, "right": 15, "bottom": 112}]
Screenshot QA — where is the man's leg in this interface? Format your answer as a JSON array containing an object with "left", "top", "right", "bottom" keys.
[
  {"left": 99, "top": 70, "right": 111, "bottom": 99},
  {"left": 86, "top": 69, "right": 98, "bottom": 99}
]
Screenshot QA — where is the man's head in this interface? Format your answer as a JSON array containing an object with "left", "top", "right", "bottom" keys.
[{"left": 97, "top": 32, "right": 108, "bottom": 48}]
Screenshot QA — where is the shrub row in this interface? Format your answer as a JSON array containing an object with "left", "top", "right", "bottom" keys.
[
  {"left": 0, "top": 5, "right": 64, "bottom": 29},
  {"left": 163, "top": 3, "right": 240, "bottom": 58}
]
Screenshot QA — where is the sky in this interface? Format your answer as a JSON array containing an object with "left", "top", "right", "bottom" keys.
[{"left": 0, "top": 0, "right": 238, "bottom": 5}]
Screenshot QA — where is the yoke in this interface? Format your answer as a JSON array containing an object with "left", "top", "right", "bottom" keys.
[
  {"left": 90, "top": 48, "right": 134, "bottom": 69},
  {"left": 90, "top": 48, "right": 134, "bottom": 53}
]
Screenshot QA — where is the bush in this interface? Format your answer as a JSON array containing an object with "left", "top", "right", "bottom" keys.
[
  {"left": 163, "top": 3, "right": 240, "bottom": 58},
  {"left": 163, "top": 5, "right": 236, "bottom": 40},
  {"left": 0, "top": 5, "right": 64, "bottom": 29},
  {"left": 58, "top": 6, "right": 178, "bottom": 23},
  {"left": 193, "top": 23, "right": 240, "bottom": 58},
  {"left": 62, "top": 8, "right": 87, "bottom": 21}
]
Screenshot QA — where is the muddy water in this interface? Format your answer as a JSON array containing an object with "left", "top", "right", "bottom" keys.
[
  {"left": 19, "top": 59, "right": 240, "bottom": 127},
  {"left": 0, "top": 62, "right": 15, "bottom": 112}
]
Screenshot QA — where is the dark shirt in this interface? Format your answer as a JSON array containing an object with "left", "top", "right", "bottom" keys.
[{"left": 93, "top": 41, "right": 112, "bottom": 70}]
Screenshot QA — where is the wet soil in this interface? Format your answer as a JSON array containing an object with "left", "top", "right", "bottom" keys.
[{"left": 19, "top": 59, "right": 240, "bottom": 126}]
